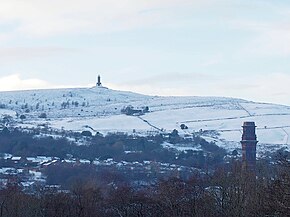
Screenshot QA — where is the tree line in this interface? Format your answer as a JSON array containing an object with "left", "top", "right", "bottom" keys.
[
  {"left": 0, "top": 157, "right": 290, "bottom": 217},
  {"left": 0, "top": 127, "right": 226, "bottom": 169}
]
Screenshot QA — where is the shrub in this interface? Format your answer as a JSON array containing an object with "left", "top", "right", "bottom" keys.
[
  {"left": 180, "top": 124, "right": 188, "bottom": 130},
  {"left": 39, "top": 113, "right": 47, "bottom": 118},
  {"left": 20, "top": 114, "right": 26, "bottom": 120},
  {"left": 81, "top": 130, "right": 93, "bottom": 137}
]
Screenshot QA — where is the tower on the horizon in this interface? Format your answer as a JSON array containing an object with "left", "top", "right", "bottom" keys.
[
  {"left": 96, "top": 75, "right": 102, "bottom": 87},
  {"left": 241, "top": 121, "right": 258, "bottom": 173}
]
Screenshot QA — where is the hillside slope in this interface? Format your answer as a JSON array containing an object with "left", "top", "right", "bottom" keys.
[{"left": 0, "top": 86, "right": 289, "bottom": 155}]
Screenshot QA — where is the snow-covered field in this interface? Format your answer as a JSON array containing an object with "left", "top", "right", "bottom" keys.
[{"left": 0, "top": 86, "right": 289, "bottom": 154}]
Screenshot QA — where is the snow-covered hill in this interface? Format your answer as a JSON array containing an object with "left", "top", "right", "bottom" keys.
[{"left": 0, "top": 86, "right": 289, "bottom": 155}]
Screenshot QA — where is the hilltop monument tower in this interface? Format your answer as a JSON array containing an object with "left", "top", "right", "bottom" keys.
[
  {"left": 241, "top": 122, "right": 258, "bottom": 172},
  {"left": 96, "top": 75, "right": 102, "bottom": 87}
]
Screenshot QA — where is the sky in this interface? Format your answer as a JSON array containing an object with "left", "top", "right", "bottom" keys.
[{"left": 0, "top": 0, "right": 290, "bottom": 105}]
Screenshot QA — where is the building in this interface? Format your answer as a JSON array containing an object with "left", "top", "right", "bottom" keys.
[
  {"left": 241, "top": 121, "right": 258, "bottom": 172},
  {"left": 96, "top": 75, "right": 102, "bottom": 87}
]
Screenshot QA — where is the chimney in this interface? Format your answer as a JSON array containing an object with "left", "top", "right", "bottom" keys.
[{"left": 241, "top": 122, "right": 258, "bottom": 172}]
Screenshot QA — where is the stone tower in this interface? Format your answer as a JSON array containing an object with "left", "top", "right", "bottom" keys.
[
  {"left": 241, "top": 122, "right": 258, "bottom": 172},
  {"left": 96, "top": 75, "right": 102, "bottom": 87}
]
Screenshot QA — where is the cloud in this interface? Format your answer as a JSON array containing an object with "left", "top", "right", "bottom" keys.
[
  {"left": 0, "top": 33, "right": 11, "bottom": 42},
  {"left": 119, "top": 72, "right": 212, "bottom": 86},
  {"left": 201, "top": 72, "right": 290, "bottom": 105},
  {"left": 0, "top": 74, "right": 50, "bottom": 91},
  {"left": 201, "top": 53, "right": 224, "bottom": 66},
  {"left": 251, "top": 27, "right": 290, "bottom": 56},
  {"left": 0, "top": 0, "right": 216, "bottom": 37},
  {"left": 229, "top": 18, "right": 290, "bottom": 57},
  {"left": 108, "top": 72, "right": 290, "bottom": 105},
  {"left": 0, "top": 74, "right": 96, "bottom": 91},
  {"left": 232, "top": 6, "right": 290, "bottom": 58},
  {"left": 0, "top": 47, "right": 79, "bottom": 61}
]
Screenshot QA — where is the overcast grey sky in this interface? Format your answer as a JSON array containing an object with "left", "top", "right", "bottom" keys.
[{"left": 0, "top": 0, "right": 290, "bottom": 105}]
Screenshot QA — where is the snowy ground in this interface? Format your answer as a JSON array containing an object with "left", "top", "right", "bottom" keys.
[{"left": 0, "top": 86, "right": 289, "bottom": 155}]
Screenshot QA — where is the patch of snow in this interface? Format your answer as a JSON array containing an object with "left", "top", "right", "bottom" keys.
[
  {"left": 161, "top": 142, "right": 202, "bottom": 152},
  {"left": 0, "top": 86, "right": 289, "bottom": 155}
]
